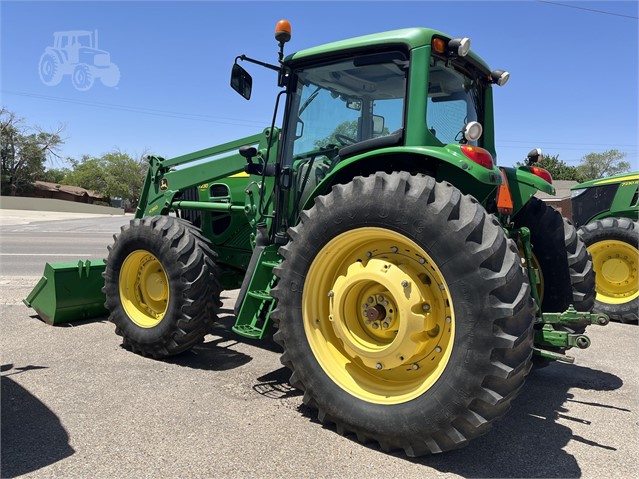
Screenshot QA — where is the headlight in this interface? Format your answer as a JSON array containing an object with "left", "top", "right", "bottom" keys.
[{"left": 571, "top": 188, "right": 587, "bottom": 198}]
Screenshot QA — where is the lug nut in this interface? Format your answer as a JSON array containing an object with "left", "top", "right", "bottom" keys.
[
  {"left": 377, "top": 295, "right": 384, "bottom": 302},
  {"left": 401, "top": 280, "right": 409, "bottom": 287},
  {"left": 445, "top": 316, "right": 452, "bottom": 324},
  {"left": 435, "top": 346, "right": 442, "bottom": 353},
  {"left": 372, "top": 322, "right": 379, "bottom": 329},
  {"left": 391, "top": 246, "right": 398, "bottom": 253},
  {"left": 419, "top": 258, "right": 426, "bottom": 264},
  {"left": 368, "top": 296, "right": 374, "bottom": 304},
  {"left": 328, "top": 290, "right": 334, "bottom": 297},
  {"left": 412, "top": 363, "right": 419, "bottom": 370},
  {"left": 422, "top": 303, "right": 431, "bottom": 312},
  {"left": 376, "top": 363, "right": 383, "bottom": 370}
]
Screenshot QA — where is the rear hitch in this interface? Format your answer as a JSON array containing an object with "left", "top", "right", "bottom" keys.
[{"left": 533, "top": 305, "right": 609, "bottom": 363}]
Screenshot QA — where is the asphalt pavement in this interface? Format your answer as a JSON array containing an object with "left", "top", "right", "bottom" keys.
[{"left": 1, "top": 210, "right": 638, "bottom": 478}]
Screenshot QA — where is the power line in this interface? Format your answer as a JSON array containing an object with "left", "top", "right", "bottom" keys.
[
  {"left": 536, "top": 1, "right": 639, "bottom": 20},
  {"left": 499, "top": 139, "right": 638, "bottom": 148},
  {"left": 2, "top": 90, "right": 270, "bottom": 128}
]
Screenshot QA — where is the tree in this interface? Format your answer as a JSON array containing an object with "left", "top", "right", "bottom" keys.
[
  {"left": 576, "top": 149, "right": 631, "bottom": 182},
  {"left": 63, "top": 151, "right": 146, "bottom": 207},
  {"left": 534, "top": 154, "right": 580, "bottom": 181},
  {"left": 39, "top": 167, "right": 70, "bottom": 184},
  {"left": 1, "top": 108, "right": 64, "bottom": 196}
]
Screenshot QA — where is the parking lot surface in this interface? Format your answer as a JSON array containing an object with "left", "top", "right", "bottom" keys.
[{"left": 1, "top": 211, "right": 637, "bottom": 478}]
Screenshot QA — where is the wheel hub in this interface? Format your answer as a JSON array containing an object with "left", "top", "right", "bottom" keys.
[
  {"left": 590, "top": 240, "right": 638, "bottom": 302},
  {"left": 329, "top": 259, "right": 439, "bottom": 370},
  {"left": 302, "top": 228, "right": 455, "bottom": 404},
  {"left": 119, "top": 250, "right": 170, "bottom": 328}
]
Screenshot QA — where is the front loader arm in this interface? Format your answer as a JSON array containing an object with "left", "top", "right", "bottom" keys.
[{"left": 136, "top": 129, "right": 275, "bottom": 218}]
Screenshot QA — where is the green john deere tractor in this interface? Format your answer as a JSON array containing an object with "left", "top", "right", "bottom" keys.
[
  {"left": 571, "top": 172, "right": 639, "bottom": 323},
  {"left": 25, "top": 21, "right": 606, "bottom": 455}
]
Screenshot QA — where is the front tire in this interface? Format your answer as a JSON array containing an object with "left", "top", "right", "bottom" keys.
[
  {"left": 271, "top": 172, "right": 534, "bottom": 455},
  {"left": 104, "top": 216, "right": 221, "bottom": 358},
  {"left": 579, "top": 217, "right": 638, "bottom": 323}
]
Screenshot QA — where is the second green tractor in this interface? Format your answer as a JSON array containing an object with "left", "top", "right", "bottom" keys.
[{"left": 571, "top": 172, "right": 638, "bottom": 323}]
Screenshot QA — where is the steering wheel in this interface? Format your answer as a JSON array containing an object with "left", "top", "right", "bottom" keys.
[{"left": 334, "top": 134, "right": 357, "bottom": 146}]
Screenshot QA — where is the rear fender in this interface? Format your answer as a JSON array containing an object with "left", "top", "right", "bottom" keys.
[
  {"left": 301, "top": 145, "right": 503, "bottom": 212},
  {"left": 503, "top": 166, "right": 556, "bottom": 216}
]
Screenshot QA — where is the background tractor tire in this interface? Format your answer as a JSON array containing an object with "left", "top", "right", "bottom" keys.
[
  {"left": 513, "top": 197, "right": 595, "bottom": 313},
  {"left": 271, "top": 172, "right": 535, "bottom": 456},
  {"left": 38, "top": 52, "right": 63, "bottom": 86},
  {"left": 104, "top": 216, "right": 221, "bottom": 358},
  {"left": 578, "top": 217, "right": 638, "bottom": 323}
]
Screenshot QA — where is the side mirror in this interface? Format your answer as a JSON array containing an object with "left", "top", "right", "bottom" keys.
[
  {"left": 527, "top": 147, "right": 542, "bottom": 165},
  {"left": 230, "top": 64, "right": 253, "bottom": 100},
  {"left": 373, "top": 115, "right": 385, "bottom": 136}
]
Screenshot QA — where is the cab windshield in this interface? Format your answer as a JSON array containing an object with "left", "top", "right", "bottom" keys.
[
  {"left": 427, "top": 56, "right": 485, "bottom": 146},
  {"left": 284, "top": 51, "right": 408, "bottom": 164}
]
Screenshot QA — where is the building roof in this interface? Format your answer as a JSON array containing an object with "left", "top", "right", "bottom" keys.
[
  {"left": 535, "top": 180, "right": 578, "bottom": 200},
  {"left": 33, "top": 181, "right": 103, "bottom": 199}
]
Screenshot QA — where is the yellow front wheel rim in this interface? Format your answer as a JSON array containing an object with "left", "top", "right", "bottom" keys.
[
  {"left": 119, "top": 250, "right": 170, "bottom": 328},
  {"left": 302, "top": 228, "right": 454, "bottom": 405},
  {"left": 589, "top": 240, "right": 639, "bottom": 304}
]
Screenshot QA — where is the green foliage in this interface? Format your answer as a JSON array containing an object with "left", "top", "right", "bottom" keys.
[
  {"left": 536, "top": 154, "right": 580, "bottom": 181},
  {"left": 1, "top": 108, "right": 63, "bottom": 196},
  {"left": 576, "top": 149, "right": 631, "bottom": 182},
  {"left": 63, "top": 152, "right": 146, "bottom": 207},
  {"left": 515, "top": 150, "right": 632, "bottom": 183},
  {"left": 39, "top": 167, "right": 70, "bottom": 184}
]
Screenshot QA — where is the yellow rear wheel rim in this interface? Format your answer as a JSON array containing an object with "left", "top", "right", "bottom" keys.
[
  {"left": 119, "top": 250, "right": 170, "bottom": 328},
  {"left": 589, "top": 240, "right": 639, "bottom": 304},
  {"left": 302, "top": 228, "right": 454, "bottom": 405}
]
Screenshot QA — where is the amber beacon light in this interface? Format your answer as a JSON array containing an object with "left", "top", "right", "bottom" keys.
[{"left": 275, "top": 19, "right": 292, "bottom": 43}]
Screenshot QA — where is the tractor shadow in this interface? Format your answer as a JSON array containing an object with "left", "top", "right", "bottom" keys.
[
  {"left": 412, "top": 363, "right": 624, "bottom": 477},
  {"left": 157, "top": 305, "right": 281, "bottom": 371},
  {"left": 210, "top": 307, "right": 283, "bottom": 354},
  {"left": 1, "top": 364, "right": 75, "bottom": 478},
  {"left": 296, "top": 362, "right": 625, "bottom": 477}
]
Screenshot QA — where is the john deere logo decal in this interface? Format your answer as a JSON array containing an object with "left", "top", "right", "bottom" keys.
[{"left": 160, "top": 178, "right": 168, "bottom": 191}]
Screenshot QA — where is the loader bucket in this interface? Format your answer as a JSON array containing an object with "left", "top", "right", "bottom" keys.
[{"left": 23, "top": 260, "right": 108, "bottom": 325}]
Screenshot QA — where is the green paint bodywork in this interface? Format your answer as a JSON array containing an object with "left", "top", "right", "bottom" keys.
[
  {"left": 502, "top": 166, "right": 555, "bottom": 216},
  {"left": 571, "top": 171, "right": 639, "bottom": 224},
  {"left": 27, "top": 25, "right": 590, "bottom": 363},
  {"left": 23, "top": 260, "right": 107, "bottom": 325}
]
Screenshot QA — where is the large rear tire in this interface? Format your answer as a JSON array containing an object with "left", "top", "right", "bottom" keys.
[
  {"left": 103, "top": 216, "right": 221, "bottom": 358},
  {"left": 513, "top": 197, "right": 595, "bottom": 313},
  {"left": 578, "top": 217, "right": 638, "bottom": 323},
  {"left": 271, "top": 172, "right": 535, "bottom": 456}
]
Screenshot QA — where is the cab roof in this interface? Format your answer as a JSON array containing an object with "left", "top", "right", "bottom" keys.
[{"left": 284, "top": 27, "right": 490, "bottom": 71}]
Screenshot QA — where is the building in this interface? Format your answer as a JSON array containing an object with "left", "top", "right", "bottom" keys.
[
  {"left": 32, "top": 181, "right": 108, "bottom": 205},
  {"left": 535, "top": 180, "right": 578, "bottom": 220}
]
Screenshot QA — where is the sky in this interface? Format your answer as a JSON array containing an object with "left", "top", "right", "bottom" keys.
[{"left": 1, "top": 0, "right": 638, "bottom": 170}]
